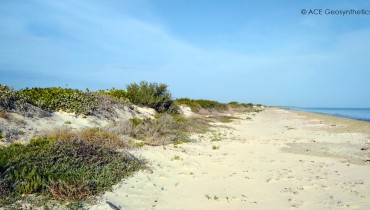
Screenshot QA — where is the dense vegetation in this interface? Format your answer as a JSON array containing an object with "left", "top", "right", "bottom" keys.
[
  {"left": 0, "top": 81, "right": 264, "bottom": 208},
  {"left": 126, "top": 81, "right": 178, "bottom": 114},
  {"left": 19, "top": 87, "right": 98, "bottom": 115},
  {"left": 0, "top": 138, "right": 140, "bottom": 205},
  {"left": 0, "top": 82, "right": 179, "bottom": 116},
  {"left": 175, "top": 98, "right": 228, "bottom": 112},
  {"left": 97, "top": 88, "right": 127, "bottom": 102}
]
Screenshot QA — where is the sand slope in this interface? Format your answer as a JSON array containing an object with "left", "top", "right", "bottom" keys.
[{"left": 91, "top": 108, "right": 370, "bottom": 210}]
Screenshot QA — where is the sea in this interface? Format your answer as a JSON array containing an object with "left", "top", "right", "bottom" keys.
[{"left": 282, "top": 107, "right": 370, "bottom": 122}]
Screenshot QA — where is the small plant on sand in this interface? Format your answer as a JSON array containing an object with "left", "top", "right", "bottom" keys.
[
  {"left": 212, "top": 145, "right": 220, "bottom": 150},
  {"left": 246, "top": 117, "right": 252, "bottom": 120},
  {"left": 171, "top": 155, "right": 181, "bottom": 161},
  {"left": 135, "top": 141, "right": 145, "bottom": 147},
  {"left": 210, "top": 132, "right": 222, "bottom": 142}
]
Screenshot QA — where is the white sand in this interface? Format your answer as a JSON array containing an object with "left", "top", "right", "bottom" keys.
[{"left": 91, "top": 108, "right": 370, "bottom": 210}]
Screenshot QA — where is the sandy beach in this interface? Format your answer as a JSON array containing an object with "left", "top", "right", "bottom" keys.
[{"left": 89, "top": 108, "right": 370, "bottom": 210}]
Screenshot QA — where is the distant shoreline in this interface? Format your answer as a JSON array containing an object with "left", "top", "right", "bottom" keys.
[{"left": 280, "top": 107, "right": 370, "bottom": 123}]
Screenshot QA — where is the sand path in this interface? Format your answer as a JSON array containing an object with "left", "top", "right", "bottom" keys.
[{"left": 91, "top": 108, "right": 370, "bottom": 210}]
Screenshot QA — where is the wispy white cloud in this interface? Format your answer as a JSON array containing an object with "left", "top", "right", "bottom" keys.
[{"left": 0, "top": 0, "right": 369, "bottom": 106}]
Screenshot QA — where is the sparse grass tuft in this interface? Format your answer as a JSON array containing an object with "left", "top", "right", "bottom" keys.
[
  {"left": 0, "top": 138, "right": 140, "bottom": 205},
  {"left": 212, "top": 115, "right": 239, "bottom": 123},
  {"left": 212, "top": 145, "right": 220, "bottom": 150},
  {"left": 210, "top": 132, "right": 223, "bottom": 142},
  {"left": 171, "top": 155, "right": 181, "bottom": 161}
]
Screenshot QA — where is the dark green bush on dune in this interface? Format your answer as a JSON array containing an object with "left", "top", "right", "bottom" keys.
[
  {"left": 126, "top": 81, "right": 179, "bottom": 114},
  {"left": 0, "top": 138, "right": 140, "bottom": 205}
]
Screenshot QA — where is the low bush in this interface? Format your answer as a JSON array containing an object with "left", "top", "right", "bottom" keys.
[
  {"left": 19, "top": 87, "right": 98, "bottom": 115},
  {"left": 176, "top": 98, "right": 228, "bottom": 112},
  {"left": 0, "top": 85, "right": 29, "bottom": 112},
  {"left": 126, "top": 81, "right": 179, "bottom": 114},
  {"left": 97, "top": 88, "right": 127, "bottom": 101},
  {"left": 0, "top": 85, "right": 50, "bottom": 118},
  {"left": 0, "top": 138, "right": 140, "bottom": 205}
]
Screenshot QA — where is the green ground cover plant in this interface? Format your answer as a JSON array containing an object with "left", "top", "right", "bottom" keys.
[
  {"left": 19, "top": 87, "right": 98, "bottom": 115},
  {"left": 175, "top": 98, "right": 228, "bottom": 112},
  {"left": 97, "top": 88, "right": 127, "bottom": 101},
  {"left": 0, "top": 138, "right": 140, "bottom": 206}
]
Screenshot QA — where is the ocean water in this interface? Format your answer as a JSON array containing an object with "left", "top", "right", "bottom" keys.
[{"left": 283, "top": 107, "right": 370, "bottom": 122}]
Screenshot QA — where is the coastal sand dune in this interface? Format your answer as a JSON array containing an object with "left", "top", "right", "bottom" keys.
[{"left": 91, "top": 108, "right": 370, "bottom": 210}]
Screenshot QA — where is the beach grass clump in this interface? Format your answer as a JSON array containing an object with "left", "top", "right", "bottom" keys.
[
  {"left": 43, "top": 128, "right": 129, "bottom": 149},
  {"left": 115, "top": 113, "right": 208, "bottom": 146},
  {"left": 128, "top": 114, "right": 191, "bottom": 145},
  {"left": 126, "top": 81, "right": 179, "bottom": 114},
  {"left": 19, "top": 87, "right": 98, "bottom": 115},
  {"left": 176, "top": 98, "right": 228, "bottom": 112},
  {"left": 0, "top": 138, "right": 140, "bottom": 205}
]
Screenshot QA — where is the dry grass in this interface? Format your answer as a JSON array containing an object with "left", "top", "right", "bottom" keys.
[
  {"left": 110, "top": 114, "right": 210, "bottom": 146},
  {"left": 43, "top": 128, "right": 129, "bottom": 149},
  {"left": 0, "top": 110, "right": 8, "bottom": 119}
]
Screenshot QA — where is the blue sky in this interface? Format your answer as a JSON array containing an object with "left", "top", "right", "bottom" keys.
[{"left": 1, "top": 0, "right": 370, "bottom": 107}]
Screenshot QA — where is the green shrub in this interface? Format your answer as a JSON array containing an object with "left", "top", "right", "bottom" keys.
[
  {"left": 0, "top": 138, "right": 140, "bottom": 205},
  {"left": 176, "top": 98, "right": 228, "bottom": 112},
  {"left": 0, "top": 85, "right": 29, "bottom": 112},
  {"left": 97, "top": 88, "right": 127, "bottom": 101},
  {"left": 126, "top": 81, "right": 178, "bottom": 114},
  {"left": 18, "top": 87, "right": 98, "bottom": 115}
]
